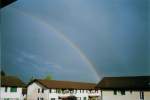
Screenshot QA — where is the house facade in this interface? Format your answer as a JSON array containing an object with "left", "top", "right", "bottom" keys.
[
  {"left": 100, "top": 90, "right": 150, "bottom": 100},
  {"left": 27, "top": 79, "right": 101, "bottom": 100},
  {"left": 0, "top": 76, "right": 26, "bottom": 100},
  {"left": 1, "top": 75, "right": 150, "bottom": 100},
  {"left": 96, "top": 76, "right": 150, "bottom": 100}
]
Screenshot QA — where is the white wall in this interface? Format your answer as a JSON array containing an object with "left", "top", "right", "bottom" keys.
[
  {"left": 27, "top": 82, "right": 101, "bottom": 100},
  {"left": 144, "top": 91, "right": 150, "bottom": 100},
  {"left": 27, "top": 82, "right": 150, "bottom": 100},
  {"left": 27, "top": 82, "right": 49, "bottom": 100},
  {"left": 101, "top": 90, "right": 150, "bottom": 100},
  {"left": 48, "top": 89, "right": 70, "bottom": 100},
  {"left": 48, "top": 89, "right": 101, "bottom": 100},
  {"left": 0, "top": 87, "right": 24, "bottom": 100}
]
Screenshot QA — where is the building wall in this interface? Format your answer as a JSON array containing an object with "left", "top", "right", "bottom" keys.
[
  {"left": 48, "top": 89, "right": 70, "bottom": 100},
  {"left": 102, "top": 91, "right": 139, "bottom": 100},
  {"left": 101, "top": 90, "right": 150, "bottom": 100},
  {"left": 48, "top": 89, "right": 101, "bottom": 100},
  {"left": 27, "top": 82, "right": 49, "bottom": 100},
  {"left": 27, "top": 82, "right": 101, "bottom": 100},
  {"left": 27, "top": 82, "right": 150, "bottom": 100},
  {"left": 144, "top": 91, "right": 150, "bottom": 100},
  {"left": 0, "top": 87, "right": 24, "bottom": 100}
]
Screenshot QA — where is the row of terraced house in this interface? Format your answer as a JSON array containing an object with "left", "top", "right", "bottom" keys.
[{"left": 0, "top": 76, "right": 150, "bottom": 100}]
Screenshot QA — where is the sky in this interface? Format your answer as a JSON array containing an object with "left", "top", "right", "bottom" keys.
[{"left": 1, "top": 0, "right": 150, "bottom": 83}]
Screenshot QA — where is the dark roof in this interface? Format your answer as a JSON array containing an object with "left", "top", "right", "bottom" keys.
[
  {"left": 1, "top": 76, "right": 25, "bottom": 87},
  {"left": 29, "top": 79, "right": 97, "bottom": 90},
  {"left": 96, "top": 76, "right": 150, "bottom": 91},
  {"left": 1, "top": 0, "right": 17, "bottom": 8}
]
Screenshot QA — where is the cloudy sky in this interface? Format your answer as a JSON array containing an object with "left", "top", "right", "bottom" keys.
[{"left": 1, "top": 0, "right": 150, "bottom": 83}]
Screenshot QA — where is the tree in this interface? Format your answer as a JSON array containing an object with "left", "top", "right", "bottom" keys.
[
  {"left": 1, "top": 70, "right": 6, "bottom": 76},
  {"left": 44, "top": 74, "right": 53, "bottom": 80}
]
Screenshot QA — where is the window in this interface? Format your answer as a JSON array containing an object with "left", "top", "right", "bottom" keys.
[
  {"left": 57, "top": 89, "right": 61, "bottom": 93},
  {"left": 5, "top": 87, "right": 7, "bottom": 92},
  {"left": 83, "top": 97, "right": 86, "bottom": 100},
  {"left": 51, "top": 98, "right": 55, "bottom": 100},
  {"left": 49, "top": 89, "right": 51, "bottom": 93},
  {"left": 140, "top": 91, "right": 144, "bottom": 99},
  {"left": 80, "top": 90, "right": 82, "bottom": 93},
  {"left": 62, "top": 89, "right": 65, "bottom": 94},
  {"left": 113, "top": 90, "right": 117, "bottom": 95},
  {"left": 52, "top": 89, "right": 56, "bottom": 93},
  {"left": 42, "top": 89, "right": 44, "bottom": 93},
  {"left": 74, "top": 90, "right": 77, "bottom": 93},
  {"left": 130, "top": 90, "right": 133, "bottom": 94},
  {"left": 89, "top": 90, "right": 91, "bottom": 93},
  {"left": 4, "top": 98, "right": 9, "bottom": 100},
  {"left": 96, "top": 90, "right": 98, "bottom": 93},
  {"left": 37, "top": 97, "right": 40, "bottom": 100},
  {"left": 86, "top": 90, "right": 89, "bottom": 93},
  {"left": 82, "top": 90, "right": 84, "bottom": 93},
  {"left": 40, "top": 98, "right": 44, "bottom": 100},
  {"left": 38, "top": 89, "right": 40, "bottom": 93},
  {"left": 70, "top": 90, "right": 74, "bottom": 94},
  {"left": 77, "top": 97, "right": 81, "bottom": 100},
  {"left": 10, "top": 87, "right": 17, "bottom": 92},
  {"left": 121, "top": 90, "right": 125, "bottom": 95}
]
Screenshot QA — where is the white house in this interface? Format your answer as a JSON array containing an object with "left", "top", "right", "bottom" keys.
[
  {"left": 0, "top": 76, "right": 26, "bottom": 100},
  {"left": 96, "top": 76, "right": 150, "bottom": 100},
  {"left": 27, "top": 79, "right": 101, "bottom": 100}
]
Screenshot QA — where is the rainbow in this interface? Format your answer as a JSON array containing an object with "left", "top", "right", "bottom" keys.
[{"left": 9, "top": 7, "right": 100, "bottom": 81}]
